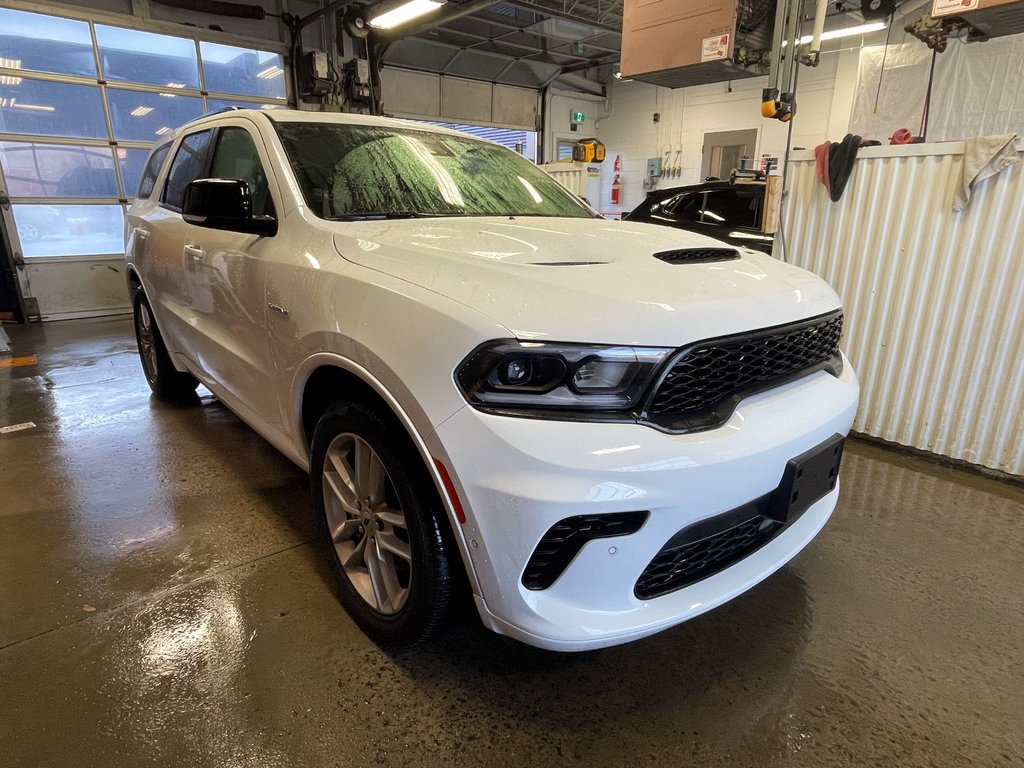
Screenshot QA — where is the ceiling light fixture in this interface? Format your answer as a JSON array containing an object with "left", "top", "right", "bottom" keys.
[
  {"left": 368, "top": 0, "right": 446, "bottom": 30},
  {"left": 782, "top": 21, "right": 886, "bottom": 46},
  {"left": 13, "top": 103, "right": 55, "bottom": 112},
  {"left": 131, "top": 106, "right": 154, "bottom": 117}
]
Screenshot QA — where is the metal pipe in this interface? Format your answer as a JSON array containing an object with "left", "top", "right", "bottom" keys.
[{"left": 805, "top": 0, "right": 828, "bottom": 66}]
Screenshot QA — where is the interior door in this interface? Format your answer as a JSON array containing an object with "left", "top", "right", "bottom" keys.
[{"left": 183, "top": 123, "right": 281, "bottom": 425}]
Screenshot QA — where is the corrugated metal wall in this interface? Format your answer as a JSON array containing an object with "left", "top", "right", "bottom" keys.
[{"left": 784, "top": 143, "right": 1024, "bottom": 477}]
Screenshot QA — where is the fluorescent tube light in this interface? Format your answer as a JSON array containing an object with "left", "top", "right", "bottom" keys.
[
  {"left": 782, "top": 21, "right": 886, "bottom": 46},
  {"left": 369, "top": 0, "right": 445, "bottom": 30}
]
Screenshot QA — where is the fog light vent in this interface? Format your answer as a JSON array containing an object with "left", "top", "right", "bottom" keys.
[{"left": 522, "top": 511, "right": 648, "bottom": 590}]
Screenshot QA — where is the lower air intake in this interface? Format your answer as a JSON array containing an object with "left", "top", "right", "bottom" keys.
[{"left": 523, "top": 511, "right": 648, "bottom": 590}]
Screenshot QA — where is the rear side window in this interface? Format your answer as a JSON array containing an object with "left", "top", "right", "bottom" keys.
[
  {"left": 136, "top": 143, "right": 170, "bottom": 199},
  {"left": 701, "top": 189, "right": 762, "bottom": 228},
  {"left": 666, "top": 192, "right": 703, "bottom": 223},
  {"left": 162, "top": 129, "right": 213, "bottom": 211}
]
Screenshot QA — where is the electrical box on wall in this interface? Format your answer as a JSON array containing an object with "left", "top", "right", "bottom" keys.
[
  {"left": 620, "top": 0, "right": 771, "bottom": 88},
  {"left": 646, "top": 157, "right": 663, "bottom": 177},
  {"left": 297, "top": 50, "right": 330, "bottom": 97}
]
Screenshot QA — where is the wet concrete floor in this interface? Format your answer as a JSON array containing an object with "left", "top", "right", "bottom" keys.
[{"left": 1, "top": 316, "right": 1022, "bottom": 768}]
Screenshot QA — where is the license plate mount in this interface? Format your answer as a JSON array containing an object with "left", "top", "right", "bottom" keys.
[{"left": 767, "top": 433, "right": 845, "bottom": 523}]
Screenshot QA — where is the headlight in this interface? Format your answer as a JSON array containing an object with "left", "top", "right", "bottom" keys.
[{"left": 455, "top": 340, "right": 673, "bottom": 415}]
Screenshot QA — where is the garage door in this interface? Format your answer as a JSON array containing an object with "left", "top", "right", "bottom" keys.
[{"left": 0, "top": 5, "right": 288, "bottom": 321}]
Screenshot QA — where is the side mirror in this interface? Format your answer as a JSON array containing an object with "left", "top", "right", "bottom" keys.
[{"left": 183, "top": 179, "right": 277, "bottom": 236}]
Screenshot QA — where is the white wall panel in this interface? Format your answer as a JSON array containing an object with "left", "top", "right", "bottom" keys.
[{"left": 784, "top": 143, "right": 1024, "bottom": 477}]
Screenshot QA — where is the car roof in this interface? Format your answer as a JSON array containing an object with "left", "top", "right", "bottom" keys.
[
  {"left": 645, "top": 179, "right": 770, "bottom": 202},
  {"left": 169, "top": 107, "right": 479, "bottom": 143}
]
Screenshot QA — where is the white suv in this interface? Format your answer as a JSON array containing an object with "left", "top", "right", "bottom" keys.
[{"left": 125, "top": 109, "right": 859, "bottom": 651}]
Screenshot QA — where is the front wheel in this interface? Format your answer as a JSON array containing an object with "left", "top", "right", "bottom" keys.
[
  {"left": 133, "top": 293, "right": 198, "bottom": 400},
  {"left": 310, "top": 401, "right": 458, "bottom": 646}
]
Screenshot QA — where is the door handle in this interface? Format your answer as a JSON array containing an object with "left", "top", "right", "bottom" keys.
[
  {"left": 184, "top": 245, "right": 203, "bottom": 262},
  {"left": 134, "top": 228, "right": 149, "bottom": 241}
]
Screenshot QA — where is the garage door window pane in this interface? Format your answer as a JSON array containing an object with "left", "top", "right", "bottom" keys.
[
  {"left": 0, "top": 8, "right": 97, "bottom": 78},
  {"left": 13, "top": 204, "right": 125, "bottom": 258},
  {"left": 200, "top": 43, "right": 286, "bottom": 99},
  {"left": 0, "top": 79, "right": 107, "bottom": 139},
  {"left": 0, "top": 142, "right": 117, "bottom": 197},
  {"left": 106, "top": 89, "right": 203, "bottom": 142},
  {"left": 95, "top": 25, "right": 199, "bottom": 89}
]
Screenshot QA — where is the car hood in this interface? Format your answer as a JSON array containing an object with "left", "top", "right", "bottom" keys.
[{"left": 332, "top": 217, "right": 841, "bottom": 346}]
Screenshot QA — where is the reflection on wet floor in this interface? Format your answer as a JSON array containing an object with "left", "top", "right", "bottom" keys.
[{"left": 1, "top": 316, "right": 1022, "bottom": 768}]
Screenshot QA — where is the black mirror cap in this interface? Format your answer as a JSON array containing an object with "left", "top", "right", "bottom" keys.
[{"left": 182, "top": 178, "right": 277, "bottom": 237}]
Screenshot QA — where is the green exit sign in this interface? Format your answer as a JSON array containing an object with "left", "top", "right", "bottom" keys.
[{"left": 571, "top": 109, "right": 585, "bottom": 124}]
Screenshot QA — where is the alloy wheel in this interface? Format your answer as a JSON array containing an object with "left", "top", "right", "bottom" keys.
[
  {"left": 136, "top": 302, "right": 158, "bottom": 382},
  {"left": 322, "top": 433, "right": 412, "bottom": 615}
]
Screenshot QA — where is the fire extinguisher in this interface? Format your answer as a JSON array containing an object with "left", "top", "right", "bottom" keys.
[{"left": 611, "top": 173, "right": 621, "bottom": 206}]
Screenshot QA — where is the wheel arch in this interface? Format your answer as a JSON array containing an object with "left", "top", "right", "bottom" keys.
[{"left": 292, "top": 354, "right": 481, "bottom": 596}]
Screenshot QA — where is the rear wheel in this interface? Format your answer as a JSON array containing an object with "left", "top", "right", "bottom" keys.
[
  {"left": 133, "top": 293, "right": 198, "bottom": 399},
  {"left": 310, "top": 401, "right": 457, "bottom": 646}
]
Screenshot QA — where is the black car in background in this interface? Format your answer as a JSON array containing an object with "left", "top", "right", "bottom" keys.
[{"left": 624, "top": 180, "right": 775, "bottom": 254}]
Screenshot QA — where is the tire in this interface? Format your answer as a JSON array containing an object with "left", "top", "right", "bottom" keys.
[
  {"left": 133, "top": 293, "right": 199, "bottom": 399},
  {"left": 310, "top": 401, "right": 458, "bottom": 646}
]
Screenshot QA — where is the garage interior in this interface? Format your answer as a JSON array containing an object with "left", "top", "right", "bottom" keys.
[{"left": 1, "top": 0, "right": 1022, "bottom": 765}]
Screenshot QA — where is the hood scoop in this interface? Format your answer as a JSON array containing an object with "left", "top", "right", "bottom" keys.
[{"left": 654, "top": 248, "right": 739, "bottom": 265}]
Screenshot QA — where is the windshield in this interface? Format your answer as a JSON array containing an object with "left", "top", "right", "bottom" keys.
[{"left": 274, "top": 121, "right": 595, "bottom": 220}]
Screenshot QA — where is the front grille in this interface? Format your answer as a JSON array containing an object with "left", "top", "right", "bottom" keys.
[
  {"left": 522, "top": 511, "right": 648, "bottom": 590},
  {"left": 645, "top": 311, "right": 843, "bottom": 432},
  {"left": 654, "top": 248, "right": 739, "bottom": 264},
  {"left": 634, "top": 514, "right": 784, "bottom": 600}
]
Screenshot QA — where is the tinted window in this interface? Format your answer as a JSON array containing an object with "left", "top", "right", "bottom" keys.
[
  {"left": 208, "top": 127, "right": 273, "bottom": 216},
  {"left": 162, "top": 130, "right": 212, "bottom": 210},
  {"left": 276, "top": 122, "right": 593, "bottom": 220},
  {"left": 666, "top": 192, "right": 703, "bottom": 223},
  {"left": 701, "top": 189, "right": 761, "bottom": 228},
  {"left": 137, "top": 143, "right": 171, "bottom": 199}
]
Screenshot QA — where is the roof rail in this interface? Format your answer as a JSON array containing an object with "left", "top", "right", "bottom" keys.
[{"left": 203, "top": 105, "right": 244, "bottom": 116}]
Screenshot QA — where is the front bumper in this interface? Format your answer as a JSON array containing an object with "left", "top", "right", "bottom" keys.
[{"left": 427, "top": 358, "right": 859, "bottom": 651}]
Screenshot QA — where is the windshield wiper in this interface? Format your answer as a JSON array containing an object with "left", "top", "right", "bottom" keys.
[{"left": 327, "top": 211, "right": 430, "bottom": 221}]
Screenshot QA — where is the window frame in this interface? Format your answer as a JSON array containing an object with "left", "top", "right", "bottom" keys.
[
  {"left": 160, "top": 128, "right": 215, "bottom": 213},
  {"left": 135, "top": 141, "right": 172, "bottom": 200},
  {"left": 206, "top": 123, "right": 278, "bottom": 219}
]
